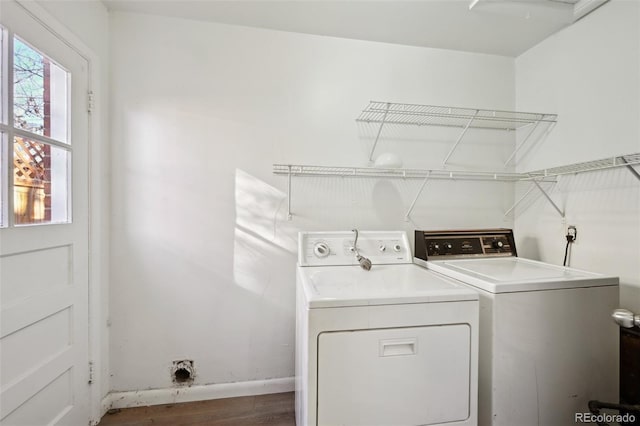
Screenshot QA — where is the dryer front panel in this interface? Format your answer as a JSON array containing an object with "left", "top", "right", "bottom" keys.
[{"left": 317, "top": 324, "right": 471, "bottom": 425}]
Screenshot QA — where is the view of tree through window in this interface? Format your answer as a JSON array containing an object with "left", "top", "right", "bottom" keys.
[
  {"left": 14, "top": 38, "right": 49, "bottom": 135},
  {"left": 4, "top": 36, "right": 70, "bottom": 226},
  {"left": 13, "top": 38, "right": 52, "bottom": 224}
]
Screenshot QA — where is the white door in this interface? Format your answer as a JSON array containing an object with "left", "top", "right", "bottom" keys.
[{"left": 0, "top": 1, "right": 90, "bottom": 425}]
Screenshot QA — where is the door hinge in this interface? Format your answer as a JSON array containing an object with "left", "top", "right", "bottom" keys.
[
  {"left": 88, "top": 361, "right": 94, "bottom": 384},
  {"left": 87, "top": 91, "right": 95, "bottom": 114}
]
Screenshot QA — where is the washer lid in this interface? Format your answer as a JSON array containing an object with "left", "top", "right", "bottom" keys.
[
  {"left": 298, "top": 264, "right": 478, "bottom": 308},
  {"left": 424, "top": 257, "right": 619, "bottom": 294}
]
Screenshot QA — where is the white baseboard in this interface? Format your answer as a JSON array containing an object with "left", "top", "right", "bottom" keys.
[{"left": 102, "top": 377, "right": 294, "bottom": 410}]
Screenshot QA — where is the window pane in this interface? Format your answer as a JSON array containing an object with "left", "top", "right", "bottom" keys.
[
  {"left": 13, "top": 37, "right": 68, "bottom": 142},
  {"left": 1, "top": 27, "right": 5, "bottom": 125},
  {"left": 13, "top": 136, "right": 68, "bottom": 225},
  {"left": 0, "top": 132, "right": 6, "bottom": 228}
]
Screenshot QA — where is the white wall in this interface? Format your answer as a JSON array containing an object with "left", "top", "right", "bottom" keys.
[
  {"left": 34, "top": 0, "right": 111, "bottom": 416},
  {"left": 515, "top": 0, "right": 640, "bottom": 311},
  {"left": 109, "top": 11, "right": 516, "bottom": 394}
]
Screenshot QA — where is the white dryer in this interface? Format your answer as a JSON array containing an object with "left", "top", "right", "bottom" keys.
[
  {"left": 295, "top": 230, "right": 479, "bottom": 426},
  {"left": 414, "top": 229, "right": 619, "bottom": 426}
]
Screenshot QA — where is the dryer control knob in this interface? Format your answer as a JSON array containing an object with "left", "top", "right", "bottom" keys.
[
  {"left": 393, "top": 244, "right": 402, "bottom": 252},
  {"left": 492, "top": 240, "right": 504, "bottom": 249},
  {"left": 443, "top": 243, "right": 453, "bottom": 251},
  {"left": 313, "top": 242, "right": 330, "bottom": 258},
  {"left": 378, "top": 244, "right": 386, "bottom": 252}
]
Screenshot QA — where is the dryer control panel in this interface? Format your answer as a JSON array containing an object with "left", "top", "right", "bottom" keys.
[
  {"left": 298, "top": 231, "right": 412, "bottom": 266},
  {"left": 414, "top": 229, "right": 517, "bottom": 260}
]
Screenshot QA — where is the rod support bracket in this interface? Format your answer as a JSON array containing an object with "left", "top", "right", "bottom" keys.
[
  {"left": 286, "top": 165, "right": 293, "bottom": 220},
  {"left": 368, "top": 102, "right": 391, "bottom": 162},
  {"left": 405, "top": 174, "right": 431, "bottom": 221},
  {"left": 442, "top": 110, "right": 479, "bottom": 167},
  {"left": 530, "top": 175, "right": 564, "bottom": 218}
]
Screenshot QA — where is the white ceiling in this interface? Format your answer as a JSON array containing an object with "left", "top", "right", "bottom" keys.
[{"left": 104, "top": 0, "right": 598, "bottom": 57}]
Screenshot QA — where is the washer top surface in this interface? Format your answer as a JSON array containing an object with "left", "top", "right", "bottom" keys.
[
  {"left": 423, "top": 257, "right": 619, "bottom": 294},
  {"left": 298, "top": 263, "right": 478, "bottom": 308}
]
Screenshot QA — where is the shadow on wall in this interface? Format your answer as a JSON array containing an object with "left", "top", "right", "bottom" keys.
[
  {"left": 355, "top": 118, "right": 515, "bottom": 171},
  {"left": 234, "top": 169, "right": 298, "bottom": 310},
  {"left": 372, "top": 180, "right": 406, "bottom": 224},
  {"left": 518, "top": 236, "right": 541, "bottom": 260},
  {"left": 514, "top": 167, "right": 640, "bottom": 311}
]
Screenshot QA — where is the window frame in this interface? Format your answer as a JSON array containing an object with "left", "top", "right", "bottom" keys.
[{"left": 0, "top": 24, "right": 73, "bottom": 228}]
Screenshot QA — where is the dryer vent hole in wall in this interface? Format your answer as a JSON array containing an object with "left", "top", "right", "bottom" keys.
[{"left": 172, "top": 360, "right": 194, "bottom": 385}]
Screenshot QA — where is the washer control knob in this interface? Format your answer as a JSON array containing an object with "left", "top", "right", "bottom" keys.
[
  {"left": 378, "top": 244, "right": 386, "bottom": 252},
  {"left": 492, "top": 240, "right": 504, "bottom": 249},
  {"left": 443, "top": 243, "right": 453, "bottom": 251},
  {"left": 393, "top": 244, "right": 402, "bottom": 252},
  {"left": 313, "top": 242, "right": 330, "bottom": 258}
]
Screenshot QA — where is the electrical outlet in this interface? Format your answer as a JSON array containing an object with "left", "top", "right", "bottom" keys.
[{"left": 567, "top": 225, "right": 577, "bottom": 242}]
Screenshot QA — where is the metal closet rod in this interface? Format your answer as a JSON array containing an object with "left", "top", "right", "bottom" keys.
[
  {"left": 274, "top": 153, "right": 640, "bottom": 220},
  {"left": 273, "top": 164, "right": 523, "bottom": 181}
]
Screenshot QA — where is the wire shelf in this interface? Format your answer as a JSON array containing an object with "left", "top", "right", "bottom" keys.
[
  {"left": 273, "top": 164, "right": 523, "bottom": 182},
  {"left": 274, "top": 153, "right": 639, "bottom": 220},
  {"left": 526, "top": 153, "right": 640, "bottom": 178},
  {"left": 356, "top": 101, "right": 557, "bottom": 131},
  {"left": 274, "top": 153, "right": 639, "bottom": 182}
]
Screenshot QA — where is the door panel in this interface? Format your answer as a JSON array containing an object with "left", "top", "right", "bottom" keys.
[
  {"left": 0, "top": 1, "right": 90, "bottom": 425},
  {"left": 0, "top": 245, "right": 70, "bottom": 304},
  {"left": 2, "top": 368, "right": 73, "bottom": 426}
]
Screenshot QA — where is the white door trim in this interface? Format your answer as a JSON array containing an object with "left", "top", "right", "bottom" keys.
[{"left": 13, "top": 1, "right": 107, "bottom": 424}]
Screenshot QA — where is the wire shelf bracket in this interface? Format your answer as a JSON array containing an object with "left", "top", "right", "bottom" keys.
[
  {"left": 504, "top": 181, "right": 537, "bottom": 217},
  {"left": 621, "top": 156, "right": 640, "bottom": 181},
  {"left": 504, "top": 118, "right": 557, "bottom": 166},
  {"left": 368, "top": 102, "right": 391, "bottom": 162},
  {"left": 405, "top": 173, "right": 431, "bottom": 222},
  {"left": 286, "top": 165, "right": 293, "bottom": 220},
  {"left": 442, "top": 110, "right": 479, "bottom": 167},
  {"left": 532, "top": 179, "right": 564, "bottom": 219},
  {"left": 504, "top": 119, "right": 541, "bottom": 166},
  {"left": 530, "top": 175, "right": 564, "bottom": 217},
  {"left": 504, "top": 178, "right": 563, "bottom": 218}
]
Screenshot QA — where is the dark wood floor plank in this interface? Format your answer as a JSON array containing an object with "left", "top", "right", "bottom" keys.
[{"left": 98, "top": 392, "right": 295, "bottom": 426}]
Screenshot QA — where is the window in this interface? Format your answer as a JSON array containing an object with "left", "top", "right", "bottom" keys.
[{"left": 0, "top": 26, "right": 71, "bottom": 227}]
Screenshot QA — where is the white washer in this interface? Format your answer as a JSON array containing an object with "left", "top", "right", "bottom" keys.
[
  {"left": 414, "top": 229, "right": 620, "bottom": 426},
  {"left": 295, "top": 231, "right": 479, "bottom": 426}
]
